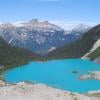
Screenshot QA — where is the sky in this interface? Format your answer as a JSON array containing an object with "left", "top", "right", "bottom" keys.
[{"left": 0, "top": 0, "right": 100, "bottom": 29}]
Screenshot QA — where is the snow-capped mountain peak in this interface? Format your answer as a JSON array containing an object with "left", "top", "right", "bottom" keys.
[
  {"left": 0, "top": 19, "right": 92, "bottom": 55},
  {"left": 18, "top": 19, "right": 64, "bottom": 32},
  {"left": 72, "top": 24, "right": 91, "bottom": 33}
]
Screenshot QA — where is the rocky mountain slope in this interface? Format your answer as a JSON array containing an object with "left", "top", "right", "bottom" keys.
[
  {"left": 0, "top": 37, "right": 40, "bottom": 72},
  {"left": 46, "top": 24, "right": 100, "bottom": 60},
  {"left": 82, "top": 39, "right": 100, "bottom": 62},
  {"left": 0, "top": 19, "right": 90, "bottom": 55},
  {"left": 88, "top": 46, "right": 100, "bottom": 63}
]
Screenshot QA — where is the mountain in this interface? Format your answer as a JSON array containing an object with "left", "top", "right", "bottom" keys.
[
  {"left": 0, "top": 19, "right": 90, "bottom": 55},
  {"left": 86, "top": 39, "right": 100, "bottom": 63},
  {"left": 46, "top": 24, "right": 100, "bottom": 60},
  {"left": 70, "top": 24, "right": 91, "bottom": 36},
  {"left": 0, "top": 37, "right": 41, "bottom": 72},
  {"left": 88, "top": 46, "right": 100, "bottom": 62}
]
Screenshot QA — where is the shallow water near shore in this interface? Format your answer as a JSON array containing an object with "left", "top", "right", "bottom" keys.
[{"left": 4, "top": 59, "right": 100, "bottom": 93}]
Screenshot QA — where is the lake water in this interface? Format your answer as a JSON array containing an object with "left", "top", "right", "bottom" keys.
[{"left": 4, "top": 59, "right": 100, "bottom": 93}]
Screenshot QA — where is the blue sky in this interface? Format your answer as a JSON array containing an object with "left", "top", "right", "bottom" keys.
[{"left": 0, "top": 0, "right": 100, "bottom": 29}]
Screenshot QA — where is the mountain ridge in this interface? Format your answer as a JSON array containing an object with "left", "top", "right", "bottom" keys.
[
  {"left": 0, "top": 19, "right": 90, "bottom": 55},
  {"left": 46, "top": 24, "right": 100, "bottom": 60}
]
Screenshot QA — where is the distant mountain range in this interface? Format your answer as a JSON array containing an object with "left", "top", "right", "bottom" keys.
[
  {"left": 0, "top": 19, "right": 91, "bottom": 55},
  {"left": 0, "top": 20, "right": 100, "bottom": 70},
  {"left": 46, "top": 24, "right": 100, "bottom": 61}
]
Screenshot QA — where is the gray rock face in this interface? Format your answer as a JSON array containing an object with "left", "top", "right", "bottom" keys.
[
  {"left": 94, "top": 57, "right": 100, "bottom": 64},
  {"left": 0, "top": 19, "right": 90, "bottom": 55}
]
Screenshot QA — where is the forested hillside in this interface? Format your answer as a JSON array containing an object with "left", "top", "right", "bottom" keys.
[
  {"left": 0, "top": 37, "right": 41, "bottom": 71},
  {"left": 46, "top": 25, "right": 100, "bottom": 59},
  {"left": 88, "top": 47, "right": 100, "bottom": 60}
]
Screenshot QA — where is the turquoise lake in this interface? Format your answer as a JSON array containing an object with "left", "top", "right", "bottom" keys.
[{"left": 4, "top": 59, "right": 100, "bottom": 93}]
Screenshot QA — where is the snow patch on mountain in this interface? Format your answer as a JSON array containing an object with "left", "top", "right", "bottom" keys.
[
  {"left": 48, "top": 47, "right": 56, "bottom": 52},
  {"left": 72, "top": 24, "right": 91, "bottom": 32},
  {"left": 8, "top": 38, "right": 13, "bottom": 44},
  {"left": 0, "top": 19, "right": 92, "bottom": 55}
]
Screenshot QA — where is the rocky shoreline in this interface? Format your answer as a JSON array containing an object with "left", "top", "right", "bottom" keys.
[
  {"left": 0, "top": 81, "right": 100, "bottom": 100},
  {"left": 79, "top": 71, "right": 100, "bottom": 80}
]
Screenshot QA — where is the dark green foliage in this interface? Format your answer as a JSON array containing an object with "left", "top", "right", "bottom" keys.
[
  {"left": 88, "top": 47, "right": 100, "bottom": 60},
  {"left": 0, "top": 37, "right": 41, "bottom": 72},
  {"left": 46, "top": 25, "right": 100, "bottom": 59}
]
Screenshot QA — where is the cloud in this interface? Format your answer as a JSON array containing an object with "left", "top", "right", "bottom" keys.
[{"left": 50, "top": 20, "right": 98, "bottom": 30}]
